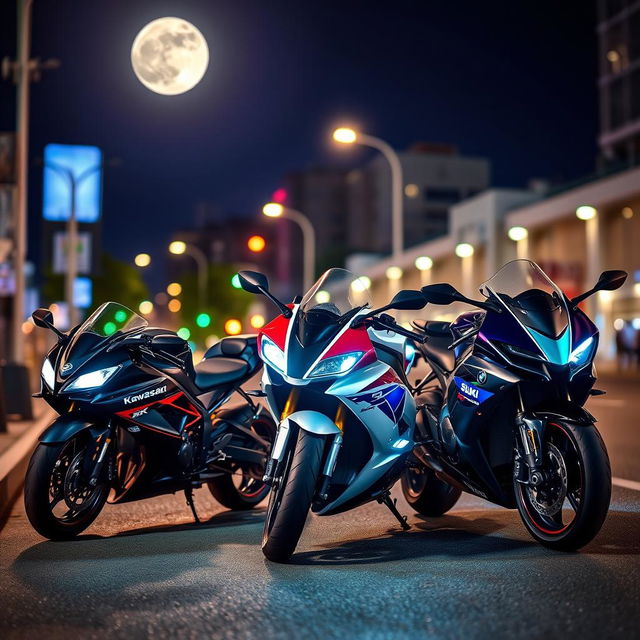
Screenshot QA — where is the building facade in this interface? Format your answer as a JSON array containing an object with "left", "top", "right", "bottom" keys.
[{"left": 598, "top": 0, "right": 640, "bottom": 164}]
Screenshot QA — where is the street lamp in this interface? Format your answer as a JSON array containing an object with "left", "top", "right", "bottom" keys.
[
  {"left": 134, "top": 253, "right": 151, "bottom": 267},
  {"left": 262, "top": 202, "right": 316, "bottom": 292},
  {"left": 508, "top": 226, "right": 529, "bottom": 260},
  {"left": 168, "top": 241, "right": 208, "bottom": 307},
  {"left": 332, "top": 127, "right": 404, "bottom": 259},
  {"left": 415, "top": 255, "right": 433, "bottom": 286}
]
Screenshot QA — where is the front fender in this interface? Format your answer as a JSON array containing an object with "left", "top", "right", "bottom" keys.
[
  {"left": 287, "top": 410, "right": 341, "bottom": 435},
  {"left": 535, "top": 402, "right": 595, "bottom": 426},
  {"left": 39, "top": 414, "right": 106, "bottom": 444}
]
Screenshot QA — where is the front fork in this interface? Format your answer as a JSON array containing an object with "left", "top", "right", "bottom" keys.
[
  {"left": 514, "top": 412, "right": 547, "bottom": 488},
  {"left": 82, "top": 421, "right": 115, "bottom": 487}
]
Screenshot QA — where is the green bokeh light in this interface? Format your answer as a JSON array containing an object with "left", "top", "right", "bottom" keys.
[
  {"left": 196, "top": 312, "right": 211, "bottom": 328},
  {"left": 177, "top": 327, "right": 191, "bottom": 340},
  {"left": 103, "top": 321, "right": 117, "bottom": 336},
  {"left": 231, "top": 274, "right": 241, "bottom": 289},
  {"left": 114, "top": 310, "right": 127, "bottom": 323}
]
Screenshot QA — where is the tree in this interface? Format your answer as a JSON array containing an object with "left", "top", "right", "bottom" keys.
[{"left": 42, "top": 253, "right": 149, "bottom": 317}]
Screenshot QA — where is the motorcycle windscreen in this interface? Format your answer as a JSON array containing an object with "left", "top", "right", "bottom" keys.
[
  {"left": 60, "top": 302, "right": 148, "bottom": 375},
  {"left": 286, "top": 268, "right": 371, "bottom": 378},
  {"left": 480, "top": 260, "right": 571, "bottom": 364}
]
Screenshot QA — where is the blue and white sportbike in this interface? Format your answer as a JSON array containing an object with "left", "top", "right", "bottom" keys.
[{"left": 406, "top": 259, "right": 626, "bottom": 550}]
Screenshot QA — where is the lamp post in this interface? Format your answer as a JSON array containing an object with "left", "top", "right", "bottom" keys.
[
  {"left": 168, "top": 241, "right": 208, "bottom": 308},
  {"left": 2, "top": 0, "right": 59, "bottom": 362},
  {"left": 333, "top": 127, "right": 404, "bottom": 259},
  {"left": 262, "top": 203, "right": 316, "bottom": 292},
  {"left": 44, "top": 161, "right": 102, "bottom": 328}
]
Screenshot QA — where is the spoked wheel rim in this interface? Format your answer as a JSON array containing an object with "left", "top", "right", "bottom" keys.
[
  {"left": 49, "top": 438, "right": 106, "bottom": 524},
  {"left": 519, "top": 422, "right": 584, "bottom": 536}
]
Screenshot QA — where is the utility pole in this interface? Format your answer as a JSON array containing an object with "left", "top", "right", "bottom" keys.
[{"left": 2, "top": 0, "right": 58, "bottom": 362}]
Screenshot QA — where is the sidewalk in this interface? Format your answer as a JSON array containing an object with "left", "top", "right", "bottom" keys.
[{"left": 0, "top": 400, "right": 56, "bottom": 527}]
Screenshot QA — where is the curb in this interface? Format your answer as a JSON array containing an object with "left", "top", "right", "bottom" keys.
[{"left": 0, "top": 408, "right": 56, "bottom": 528}]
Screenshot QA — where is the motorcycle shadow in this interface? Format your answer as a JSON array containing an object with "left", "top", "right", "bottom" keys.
[
  {"left": 291, "top": 510, "right": 530, "bottom": 566},
  {"left": 291, "top": 507, "right": 640, "bottom": 566}
]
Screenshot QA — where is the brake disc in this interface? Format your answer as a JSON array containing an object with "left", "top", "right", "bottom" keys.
[{"left": 526, "top": 442, "right": 568, "bottom": 517}]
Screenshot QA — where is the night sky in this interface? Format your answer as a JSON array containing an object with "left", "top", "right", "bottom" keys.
[{"left": 0, "top": 0, "right": 598, "bottom": 285}]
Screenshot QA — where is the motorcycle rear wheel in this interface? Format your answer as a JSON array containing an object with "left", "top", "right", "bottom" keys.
[
  {"left": 515, "top": 421, "right": 611, "bottom": 551},
  {"left": 24, "top": 436, "right": 109, "bottom": 540},
  {"left": 261, "top": 429, "right": 324, "bottom": 563},
  {"left": 208, "top": 416, "right": 274, "bottom": 510},
  {"left": 401, "top": 462, "right": 461, "bottom": 516}
]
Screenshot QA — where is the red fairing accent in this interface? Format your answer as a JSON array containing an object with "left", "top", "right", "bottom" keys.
[
  {"left": 362, "top": 369, "right": 402, "bottom": 391},
  {"left": 324, "top": 326, "right": 373, "bottom": 358},
  {"left": 258, "top": 304, "right": 294, "bottom": 352}
]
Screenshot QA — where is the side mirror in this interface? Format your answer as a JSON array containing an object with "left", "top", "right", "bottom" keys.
[
  {"left": 421, "top": 282, "right": 501, "bottom": 313},
  {"left": 596, "top": 270, "right": 627, "bottom": 292},
  {"left": 571, "top": 270, "right": 628, "bottom": 305},
  {"left": 32, "top": 308, "right": 54, "bottom": 328},
  {"left": 389, "top": 289, "right": 427, "bottom": 311},
  {"left": 238, "top": 270, "right": 269, "bottom": 294},
  {"left": 236, "top": 270, "right": 292, "bottom": 318},
  {"left": 420, "top": 283, "right": 461, "bottom": 306}
]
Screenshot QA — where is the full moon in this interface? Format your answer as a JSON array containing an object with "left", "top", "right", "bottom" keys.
[{"left": 131, "top": 17, "right": 209, "bottom": 95}]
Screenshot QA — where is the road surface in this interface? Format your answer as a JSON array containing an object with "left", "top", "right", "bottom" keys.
[{"left": 0, "top": 375, "right": 638, "bottom": 639}]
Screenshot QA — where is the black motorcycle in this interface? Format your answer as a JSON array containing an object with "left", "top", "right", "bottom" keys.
[
  {"left": 25, "top": 301, "right": 275, "bottom": 540},
  {"left": 403, "top": 259, "right": 626, "bottom": 550}
]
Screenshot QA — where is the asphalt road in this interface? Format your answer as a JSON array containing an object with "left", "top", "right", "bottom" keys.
[{"left": 1, "top": 374, "right": 639, "bottom": 639}]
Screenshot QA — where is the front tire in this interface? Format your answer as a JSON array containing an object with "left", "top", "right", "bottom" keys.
[
  {"left": 261, "top": 429, "right": 324, "bottom": 563},
  {"left": 24, "top": 437, "right": 109, "bottom": 540},
  {"left": 401, "top": 461, "right": 461, "bottom": 516},
  {"left": 515, "top": 421, "right": 611, "bottom": 551}
]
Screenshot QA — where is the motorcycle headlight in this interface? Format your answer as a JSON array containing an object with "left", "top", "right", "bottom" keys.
[
  {"left": 569, "top": 336, "right": 596, "bottom": 368},
  {"left": 261, "top": 337, "right": 286, "bottom": 374},
  {"left": 308, "top": 352, "right": 363, "bottom": 378},
  {"left": 65, "top": 365, "right": 120, "bottom": 391},
  {"left": 41, "top": 358, "right": 55, "bottom": 389}
]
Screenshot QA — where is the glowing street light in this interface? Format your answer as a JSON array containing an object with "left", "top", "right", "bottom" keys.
[
  {"left": 332, "top": 126, "right": 404, "bottom": 259},
  {"left": 139, "top": 300, "right": 154, "bottom": 315},
  {"left": 224, "top": 318, "right": 242, "bottom": 335},
  {"left": 507, "top": 226, "right": 528, "bottom": 242},
  {"left": 250, "top": 313, "right": 265, "bottom": 329},
  {"left": 576, "top": 205, "right": 597, "bottom": 221},
  {"left": 386, "top": 266, "right": 403, "bottom": 280},
  {"left": 332, "top": 127, "right": 358, "bottom": 143},
  {"left": 455, "top": 243, "right": 474, "bottom": 258},
  {"left": 167, "top": 282, "right": 182, "bottom": 296},
  {"left": 134, "top": 253, "right": 151, "bottom": 267},
  {"left": 262, "top": 202, "right": 316, "bottom": 291},
  {"left": 168, "top": 241, "right": 208, "bottom": 307},
  {"left": 247, "top": 234, "right": 266, "bottom": 252},
  {"left": 415, "top": 256, "right": 433, "bottom": 271}
]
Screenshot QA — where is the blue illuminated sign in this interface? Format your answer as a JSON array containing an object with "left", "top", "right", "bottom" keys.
[
  {"left": 43, "top": 144, "right": 102, "bottom": 222},
  {"left": 73, "top": 276, "right": 93, "bottom": 309}
]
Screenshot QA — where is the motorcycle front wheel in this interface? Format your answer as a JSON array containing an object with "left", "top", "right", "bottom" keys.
[
  {"left": 515, "top": 420, "right": 611, "bottom": 551},
  {"left": 261, "top": 429, "right": 324, "bottom": 563},
  {"left": 24, "top": 436, "right": 109, "bottom": 540}
]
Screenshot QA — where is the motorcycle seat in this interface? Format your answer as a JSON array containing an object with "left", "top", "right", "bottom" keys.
[{"left": 194, "top": 357, "right": 250, "bottom": 390}]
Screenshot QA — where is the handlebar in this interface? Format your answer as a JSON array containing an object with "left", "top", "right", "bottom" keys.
[{"left": 370, "top": 314, "right": 427, "bottom": 343}]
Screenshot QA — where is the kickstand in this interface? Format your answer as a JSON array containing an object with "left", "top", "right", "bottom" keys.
[
  {"left": 185, "top": 486, "right": 200, "bottom": 524},
  {"left": 377, "top": 491, "right": 411, "bottom": 531}
]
